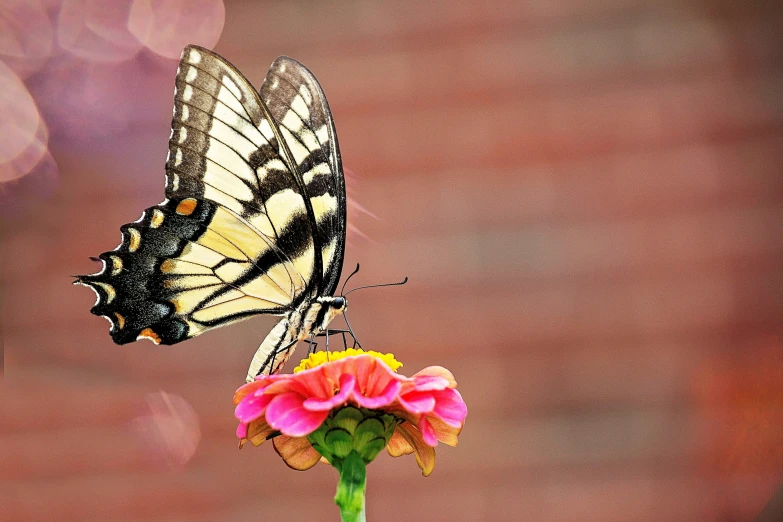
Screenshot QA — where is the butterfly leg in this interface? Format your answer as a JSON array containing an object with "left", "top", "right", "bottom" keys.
[
  {"left": 314, "top": 329, "right": 359, "bottom": 349},
  {"left": 306, "top": 333, "right": 318, "bottom": 356},
  {"left": 343, "top": 313, "right": 362, "bottom": 349}
]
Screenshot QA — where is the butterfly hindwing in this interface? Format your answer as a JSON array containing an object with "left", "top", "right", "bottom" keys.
[
  {"left": 77, "top": 46, "right": 346, "bottom": 346},
  {"left": 78, "top": 197, "right": 305, "bottom": 344}
]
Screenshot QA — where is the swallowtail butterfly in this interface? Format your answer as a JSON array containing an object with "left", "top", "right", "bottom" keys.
[{"left": 76, "top": 45, "right": 350, "bottom": 382}]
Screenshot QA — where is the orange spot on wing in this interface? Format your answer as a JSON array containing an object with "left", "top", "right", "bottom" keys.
[
  {"left": 176, "top": 198, "right": 198, "bottom": 216},
  {"left": 110, "top": 255, "right": 123, "bottom": 276},
  {"left": 160, "top": 259, "right": 175, "bottom": 273},
  {"left": 170, "top": 298, "right": 184, "bottom": 314},
  {"left": 150, "top": 209, "right": 165, "bottom": 228},
  {"left": 127, "top": 228, "right": 141, "bottom": 252},
  {"left": 138, "top": 328, "right": 162, "bottom": 344},
  {"left": 114, "top": 312, "right": 125, "bottom": 329}
]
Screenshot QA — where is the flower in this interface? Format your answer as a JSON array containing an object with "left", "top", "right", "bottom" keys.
[{"left": 233, "top": 349, "right": 467, "bottom": 477}]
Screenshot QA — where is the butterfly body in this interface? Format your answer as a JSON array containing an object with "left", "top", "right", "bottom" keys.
[
  {"left": 248, "top": 295, "right": 347, "bottom": 381},
  {"left": 76, "top": 46, "right": 347, "bottom": 379}
]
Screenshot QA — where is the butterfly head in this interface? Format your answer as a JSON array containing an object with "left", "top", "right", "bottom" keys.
[
  {"left": 312, "top": 296, "right": 348, "bottom": 336},
  {"left": 331, "top": 296, "right": 347, "bottom": 312}
]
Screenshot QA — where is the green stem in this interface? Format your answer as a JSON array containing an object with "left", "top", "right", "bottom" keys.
[{"left": 335, "top": 450, "right": 367, "bottom": 522}]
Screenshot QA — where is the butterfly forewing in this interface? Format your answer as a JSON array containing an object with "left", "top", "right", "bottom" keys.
[
  {"left": 77, "top": 46, "right": 346, "bottom": 347},
  {"left": 259, "top": 56, "right": 346, "bottom": 297}
]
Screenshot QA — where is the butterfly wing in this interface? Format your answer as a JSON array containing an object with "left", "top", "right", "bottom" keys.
[
  {"left": 76, "top": 46, "right": 343, "bottom": 345},
  {"left": 242, "top": 57, "right": 349, "bottom": 378},
  {"left": 259, "top": 56, "right": 347, "bottom": 297}
]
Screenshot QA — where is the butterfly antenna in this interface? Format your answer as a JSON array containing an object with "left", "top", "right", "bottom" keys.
[
  {"left": 340, "top": 263, "right": 361, "bottom": 296},
  {"left": 344, "top": 276, "right": 408, "bottom": 296}
]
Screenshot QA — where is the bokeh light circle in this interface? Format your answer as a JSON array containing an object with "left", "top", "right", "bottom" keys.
[
  {"left": 57, "top": 0, "right": 143, "bottom": 62},
  {"left": 131, "top": 391, "right": 201, "bottom": 471},
  {"left": 0, "top": 0, "right": 54, "bottom": 77},
  {"left": 0, "top": 61, "right": 47, "bottom": 182},
  {"left": 128, "top": 0, "right": 225, "bottom": 59}
]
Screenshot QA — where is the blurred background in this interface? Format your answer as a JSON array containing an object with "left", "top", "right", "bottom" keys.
[{"left": 2, "top": 0, "right": 783, "bottom": 520}]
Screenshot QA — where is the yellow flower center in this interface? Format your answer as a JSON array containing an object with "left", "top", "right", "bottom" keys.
[{"left": 293, "top": 348, "right": 403, "bottom": 373}]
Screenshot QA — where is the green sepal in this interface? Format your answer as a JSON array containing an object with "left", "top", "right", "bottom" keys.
[
  {"left": 358, "top": 437, "right": 387, "bottom": 462},
  {"left": 354, "top": 418, "right": 385, "bottom": 449},
  {"left": 333, "top": 406, "right": 364, "bottom": 433},
  {"left": 325, "top": 427, "right": 354, "bottom": 459}
]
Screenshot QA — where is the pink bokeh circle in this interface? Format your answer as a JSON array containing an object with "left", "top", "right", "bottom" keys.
[{"left": 128, "top": 0, "right": 225, "bottom": 60}]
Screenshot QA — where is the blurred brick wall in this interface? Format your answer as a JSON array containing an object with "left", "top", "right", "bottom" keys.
[{"left": 2, "top": 0, "right": 783, "bottom": 520}]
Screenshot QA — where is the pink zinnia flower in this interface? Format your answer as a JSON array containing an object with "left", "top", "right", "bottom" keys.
[{"left": 233, "top": 349, "right": 467, "bottom": 477}]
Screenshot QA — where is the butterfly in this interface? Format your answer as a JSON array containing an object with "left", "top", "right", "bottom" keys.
[{"left": 76, "top": 45, "right": 353, "bottom": 382}]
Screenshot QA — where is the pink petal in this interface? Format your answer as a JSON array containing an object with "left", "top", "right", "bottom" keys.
[
  {"left": 263, "top": 377, "right": 310, "bottom": 397},
  {"left": 303, "top": 374, "right": 355, "bottom": 411},
  {"left": 234, "top": 392, "right": 274, "bottom": 423},
  {"left": 348, "top": 356, "right": 406, "bottom": 397},
  {"left": 412, "top": 375, "right": 450, "bottom": 392},
  {"left": 386, "top": 430, "right": 414, "bottom": 457},
  {"left": 432, "top": 389, "right": 468, "bottom": 427},
  {"left": 418, "top": 416, "right": 439, "bottom": 447},
  {"left": 236, "top": 422, "right": 249, "bottom": 439},
  {"left": 233, "top": 379, "right": 268, "bottom": 405},
  {"left": 358, "top": 357, "right": 383, "bottom": 392},
  {"left": 423, "top": 416, "right": 462, "bottom": 447},
  {"left": 265, "top": 392, "right": 328, "bottom": 437},
  {"left": 398, "top": 390, "right": 436, "bottom": 414},
  {"left": 353, "top": 378, "right": 401, "bottom": 409},
  {"left": 291, "top": 365, "right": 338, "bottom": 398},
  {"left": 412, "top": 366, "right": 457, "bottom": 388},
  {"left": 386, "top": 408, "right": 464, "bottom": 447},
  {"left": 355, "top": 357, "right": 378, "bottom": 386},
  {"left": 395, "top": 421, "right": 436, "bottom": 477},
  {"left": 398, "top": 381, "right": 418, "bottom": 395},
  {"left": 273, "top": 435, "right": 322, "bottom": 471},
  {"left": 242, "top": 419, "right": 276, "bottom": 447}
]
